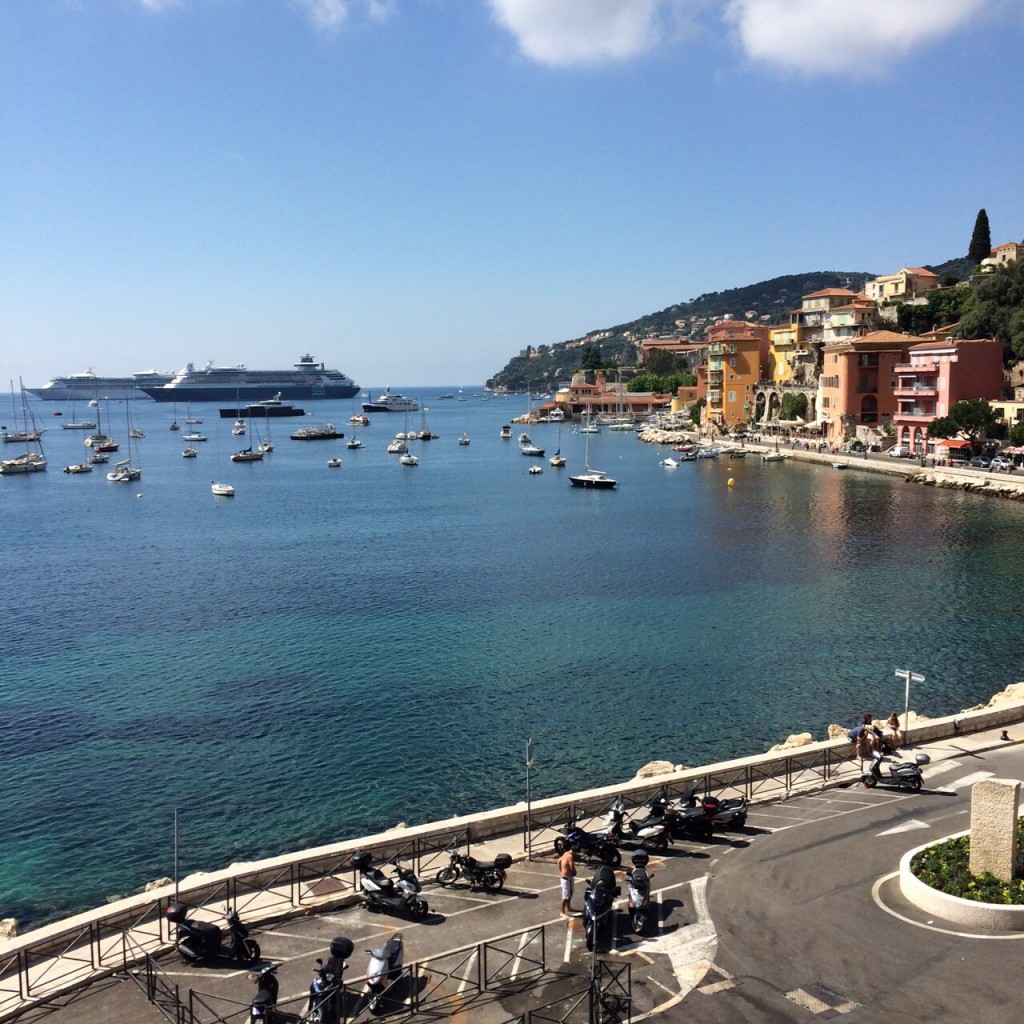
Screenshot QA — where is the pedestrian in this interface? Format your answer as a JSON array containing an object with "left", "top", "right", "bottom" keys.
[{"left": 557, "top": 846, "right": 577, "bottom": 918}]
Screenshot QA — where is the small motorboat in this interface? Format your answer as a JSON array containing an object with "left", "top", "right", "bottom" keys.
[
  {"left": 63, "top": 463, "right": 93, "bottom": 474},
  {"left": 182, "top": 447, "right": 198, "bottom": 458},
  {"left": 660, "top": 458, "right": 678, "bottom": 468},
  {"left": 528, "top": 465, "right": 542, "bottom": 475},
  {"left": 399, "top": 452, "right": 419, "bottom": 466},
  {"left": 327, "top": 457, "right": 342, "bottom": 468},
  {"left": 762, "top": 452, "right": 787, "bottom": 462}
]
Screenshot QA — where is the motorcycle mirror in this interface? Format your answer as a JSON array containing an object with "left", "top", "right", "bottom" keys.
[{"left": 316, "top": 958, "right": 323, "bottom": 966}]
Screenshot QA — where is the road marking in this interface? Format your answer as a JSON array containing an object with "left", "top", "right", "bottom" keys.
[
  {"left": 508, "top": 932, "right": 531, "bottom": 981},
  {"left": 937, "top": 771, "right": 994, "bottom": 792},
  {"left": 563, "top": 922, "right": 573, "bottom": 962},
  {"left": 456, "top": 949, "right": 478, "bottom": 993},
  {"left": 922, "top": 759, "right": 962, "bottom": 778},
  {"left": 876, "top": 819, "right": 930, "bottom": 836}
]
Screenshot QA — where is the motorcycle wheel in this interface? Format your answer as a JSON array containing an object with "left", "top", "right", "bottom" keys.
[
  {"left": 644, "top": 833, "right": 668, "bottom": 851},
  {"left": 599, "top": 845, "right": 622, "bottom": 867},
  {"left": 241, "top": 938, "right": 261, "bottom": 963},
  {"left": 863, "top": 775, "right": 877, "bottom": 788},
  {"left": 482, "top": 870, "right": 504, "bottom": 892},
  {"left": 732, "top": 814, "right": 747, "bottom": 830},
  {"left": 632, "top": 912, "right": 646, "bottom": 935},
  {"left": 554, "top": 837, "right": 567, "bottom": 855},
  {"left": 910, "top": 777, "right": 922, "bottom": 791},
  {"left": 436, "top": 866, "right": 458, "bottom": 886},
  {"left": 411, "top": 898, "right": 428, "bottom": 919}
]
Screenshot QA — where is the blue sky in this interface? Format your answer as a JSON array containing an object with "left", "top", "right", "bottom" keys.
[{"left": 3, "top": 0, "right": 1023, "bottom": 388}]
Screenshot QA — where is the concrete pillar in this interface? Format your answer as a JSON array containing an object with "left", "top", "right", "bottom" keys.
[{"left": 969, "top": 778, "right": 1020, "bottom": 882}]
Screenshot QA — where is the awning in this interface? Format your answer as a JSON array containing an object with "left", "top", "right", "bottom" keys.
[{"left": 938, "top": 439, "right": 971, "bottom": 448}]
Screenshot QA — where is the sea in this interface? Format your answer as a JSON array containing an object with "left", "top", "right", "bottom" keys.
[{"left": 3, "top": 388, "right": 1023, "bottom": 929}]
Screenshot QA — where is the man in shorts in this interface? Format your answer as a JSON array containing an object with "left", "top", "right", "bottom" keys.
[{"left": 558, "top": 847, "right": 577, "bottom": 918}]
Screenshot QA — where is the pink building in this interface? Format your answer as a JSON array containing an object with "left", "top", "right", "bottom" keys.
[{"left": 891, "top": 338, "right": 1004, "bottom": 455}]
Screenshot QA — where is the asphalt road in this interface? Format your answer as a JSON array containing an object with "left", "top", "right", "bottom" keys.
[{"left": 32, "top": 731, "right": 1024, "bottom": 1023}]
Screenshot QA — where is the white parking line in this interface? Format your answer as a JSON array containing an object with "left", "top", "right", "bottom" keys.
[{"left": 937, "top": 771, "right": 994, "bottom": 792}]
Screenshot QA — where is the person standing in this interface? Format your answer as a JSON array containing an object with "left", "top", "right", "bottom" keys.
[{"left": 557, "top": 847, "right": 577, "bottom": 918}]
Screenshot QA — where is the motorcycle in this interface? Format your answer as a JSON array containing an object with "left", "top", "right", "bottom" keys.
[
  {"left": 637, "top": 792, "right": 712, "bottom": 842},
  {"left": 554, "top": 821, "right": 622, "bottom": 866},
  {"left": 435, "top": 850, "right": 513, "bottom": 891},
  {"left": 626, "top": 849, "right": 653, "bottom": 935},
  {"left": 306, "top": 937, "right": 353, "bottom": 1024},
  {"left": 351, "top": 852, "right": 428, "bottom": 918},
  {"left": 249, "top": 964, "right": 278, "bottom": 1023},
  {"left": 165, "top": 902, "right": 260, "bottom": 964},
  {"left": 583, "top": 865, "right": 621, "bottom": 952},
  {"left": 863, "top": 751, "right": 928, "bottom": 791},
  {"left": 366, "top": 932, "right": 404, "bottom": 1014},
  {"left": 602, "top": 797, "right": 671, "bottom": 851},
  {"left": 691, "top": 790, "right": 749, "bottom": 832}
]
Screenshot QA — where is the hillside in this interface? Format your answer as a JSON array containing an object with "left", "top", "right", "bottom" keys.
[{"left": 487, "top": 261, "right": 973, "bottom": 392}]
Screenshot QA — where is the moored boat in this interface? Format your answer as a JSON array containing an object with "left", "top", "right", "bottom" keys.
[{"left": 362, "top": 389, "right": 418, "bottom": 413}]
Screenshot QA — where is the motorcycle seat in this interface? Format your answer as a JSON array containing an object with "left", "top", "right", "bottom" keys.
[{"left": 369, "top": 869, "right": 395, "bottom": 892}]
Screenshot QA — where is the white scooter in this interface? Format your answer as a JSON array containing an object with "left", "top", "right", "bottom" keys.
[
  {"left": 366, "top": 932, "right": 404, "bottom": 1014},
  {"left": 351, "top": 852, "right": 428, "bottom": 918}
]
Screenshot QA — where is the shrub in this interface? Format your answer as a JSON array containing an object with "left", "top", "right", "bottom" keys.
[{"left": 911, "top": 821, "right": 1024, "bottom": 904}]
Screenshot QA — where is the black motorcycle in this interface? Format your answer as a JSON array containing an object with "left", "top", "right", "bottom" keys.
[
  {"left": 435, "top": 850, "right": 513, "bottom": 891},
  {"left": 583, "top": 865, "right": 621, "bottom": 952},
  {"left": 306, "top": 937, "right": 353, "bottom": 1024},
  {"left": 165, "top": 902, "right": 260, "bottom": 964},
  {"left": 249, "top": 964, "right": 278, "bottom": 1023},
  {"left": 554, "top": 821, "right": 622, "bottom": 866}
]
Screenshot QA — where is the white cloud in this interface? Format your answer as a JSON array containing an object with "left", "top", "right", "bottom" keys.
[
  {"left": 136, "top": 0, "right": 179, "bottom": 11},
  {"left": 724, "top": 0, "right": 992, "bottom": 76},
  {"left": 295, "top": 0, "right": 350, "bottom": 33},
  {"left": 485, "top": 0, "right": 693, "bottom": 67}
]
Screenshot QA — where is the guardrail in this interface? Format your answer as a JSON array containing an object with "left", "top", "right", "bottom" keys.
[{"left": 2, "top": 702, "right": 1022, "bottom": 1022}]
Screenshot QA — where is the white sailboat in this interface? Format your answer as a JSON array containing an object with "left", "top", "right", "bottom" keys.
[
  {"left": 0, "top": 381, "right": 47, "bottom": 474},
  {"left": 61, "top": 394, "right": 96, "bottom": 431},
  {"left": 107, "top": 404, "right": 141, "bottom": 482},
  {"left": 212, "top": 419, "right": 234, "bottom": 496}
]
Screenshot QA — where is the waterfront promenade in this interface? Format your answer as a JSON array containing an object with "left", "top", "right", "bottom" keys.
[{"left": 5, "top": 696, "right": 1024, "bottom": 1023}]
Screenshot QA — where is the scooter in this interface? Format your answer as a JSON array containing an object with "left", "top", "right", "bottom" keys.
[
  {"left": 863, "top": 751, "right": 928, "bottom": 791},
  {"left": 602, "top": 798, "right": 671, "bottom": 851},
  {"left": 691, "top": 791, "right": 748, "bottom": 832},
  {"left": 366, "top": 932, "right": 404, "bottom": 1014},
  {"left": 640, "top": 792, "right": 712, "bottom": 841},
  {"left": 165, "top": 903, "right": 260, "bottom": 964},
  {"left": 583, "top": 865, "right": 621, "bottom": 952},
  {"left": 435, "top": 850, "right": 513, "bottom": 891},
  {"left": 249, "top": 964, "right": 278, "bottom": 1023},
  {"left": 306, "top": 937, "right": 353, "bottom": 1024},
  {"left": 554, "top": 821, "right": 622, "bottom": 866},
  {"left": 626, "top": 849, "right": 653, "bottom": 935},
  {"left": 351, "top": 852, "right": 428, "bottom": 918}
]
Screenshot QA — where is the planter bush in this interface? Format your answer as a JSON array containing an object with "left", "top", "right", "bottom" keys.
[{"left": 911, "top": 821, "right": 1024, "bottom": 904}]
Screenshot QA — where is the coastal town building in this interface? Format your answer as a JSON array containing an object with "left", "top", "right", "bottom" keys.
[
  {"left": 979, "top": 241, "right": 1024, "bottom": 273},
  {"left": 819, "top": 330, "right": 910, "bottom": 444},
  {"left": 891, "top": 338, "right": 1005, "bottom": 455},
  {"left": 705, "top": 320, "right": 770, "bottom": 429},
  {"left": 864, "top": 267, "right": 940, "bottom": 319}
]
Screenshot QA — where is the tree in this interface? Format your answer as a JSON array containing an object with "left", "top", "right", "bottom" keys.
[
  {"left": 957, "top": 259, "right": 1024, "bottom": 359},
  {"left": 780, "top": 392, "right": 808, "bottom": 420},
  {"left": 689, "top": 398, "right": 705, "bottom": 426},
  {"left": 968, "top": 208, "right": 991, "bottom": 264},
  {"left": 926, "top": 399, "right": 1000, "bottom": 443},
  {"left": 1009, "top": 421, "right": 1024, "bottom": 446},
  {"left": 580, "top": 344, "right": 603, "bottom": 371},
  {"left": 643, "top": 347, "right": 678, "bottom": 376}
]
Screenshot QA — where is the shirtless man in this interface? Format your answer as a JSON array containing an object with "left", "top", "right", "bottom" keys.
[{"left": 558, "top": 847, "right": 577, "bottom": 918}]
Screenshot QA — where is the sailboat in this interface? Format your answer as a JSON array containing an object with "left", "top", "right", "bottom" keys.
[
  {"left": 170, "top": 400, "right": 180, "bottom": 431},
  {"left": 258, "top": 418, "right": 274, "bottom": 453},
  {"left": 61, "top": 393, "right": 96, "bottom": 431},
  {"left": 0, "top": 381, "right": 47, "bottom": 474},
  {"left": 569, "top": 422, "right": 617, "bottom": 489},
  {"left": 182, "top": 404, "right": 207, "bottom": 442},
  {"left": 549, "top": 417, "right": 565, "bottom": 467},
  {"left": 212, "top": 419, "right": 234, "bottom": 496},
  {"left": 230, "top": 410, "right": 263, "bottom": 462},
  {"left": 84, "top": 395, "right": 117, "bottom": 453},
  {"left": 3, "top": 381, "right": 45, "bottom": 444},
  {"left": 107, "top": 403, "right": 141, "bottom": 482}
]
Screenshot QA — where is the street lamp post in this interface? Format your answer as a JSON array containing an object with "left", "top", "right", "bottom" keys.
[{"left": 895, "top": 668, "right": 925, "bottom": 745}]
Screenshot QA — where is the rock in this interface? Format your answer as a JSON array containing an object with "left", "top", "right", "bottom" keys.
[
  {"left": 0, "top": 918, "right": 19, "bottom": 941},
  {"left": 635, "top": 760, "right": 677, "bottom": 779},
  {"left": 144, "top": 877, "right": 174, "bottom": 892},
  {"left": 827, "top": 724, "right": 848, "bottom": 739},
  {"left": 974, "top": 682, "right": 1024, "bottom": 710},
  {"left": 769, "top": 732, "right": 813, "bottom": 752}
]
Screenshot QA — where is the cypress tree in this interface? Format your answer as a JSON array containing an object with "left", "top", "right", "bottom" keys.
[{"left": 968, "top": 208, "right": 991, "bottom": 264}]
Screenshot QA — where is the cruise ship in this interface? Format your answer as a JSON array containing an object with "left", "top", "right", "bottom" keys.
[
  {"left": 141, "top": 355, "right": 360, "bottom": 403},
  {"left": 27, "top": 369, "right": 174, "bottom": 401}
]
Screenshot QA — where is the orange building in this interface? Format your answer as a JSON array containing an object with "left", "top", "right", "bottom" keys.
[
  {"left": 704, "top": 321, "right": 770, "bottom": 429},
  {"left": 819, "top": 330, "right": 910, "bottom": 443}
]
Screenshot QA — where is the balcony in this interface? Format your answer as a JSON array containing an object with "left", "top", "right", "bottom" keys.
[
  {"left": 708, "top": 371, "right": 724, "bottom": 385},
  {"left": 707, "top": 391, "right": 721, "bottom": 404},
  {"left": 894, "top": 384, "right": 937, "bottom": 398}
]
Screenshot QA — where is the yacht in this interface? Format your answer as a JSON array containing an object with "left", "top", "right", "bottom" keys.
[{"left": 362, "top": 389, "right": 419, "bottom": 413}]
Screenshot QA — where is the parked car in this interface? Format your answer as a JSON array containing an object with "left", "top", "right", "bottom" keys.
[
  {"left": 887, "top": 445, "right": 911, "bottom": 458},
  {"left": 990, "top": 456, "right": 1015, "bottom": 471},
  {"left": 845, "top": 441, "right": 866, "bottom": 453},
  {"left": 969, "top": 456, "right": 991, "bottom": 468}
]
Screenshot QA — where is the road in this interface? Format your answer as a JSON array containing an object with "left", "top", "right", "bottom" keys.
[{"left": 31, "top": 726, "right": 1024, "bottom": 1023}]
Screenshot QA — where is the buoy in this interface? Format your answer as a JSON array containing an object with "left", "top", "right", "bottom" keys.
[{"left": 727, "top": 478, "right": 735, "bottom": 487}]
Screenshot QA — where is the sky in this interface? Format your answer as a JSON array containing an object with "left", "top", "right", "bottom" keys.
[{"left": 3, "top": 0, "right": 1024, "bottom": 388}]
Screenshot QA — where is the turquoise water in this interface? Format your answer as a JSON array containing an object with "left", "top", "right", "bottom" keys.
[{"left": 2, "top": 390, "right": 1022, "bottom": 927}]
